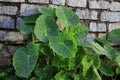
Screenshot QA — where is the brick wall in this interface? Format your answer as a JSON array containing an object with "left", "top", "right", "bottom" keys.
[{"left": 0, "top": 0, "right": 120, "bottom": 66}]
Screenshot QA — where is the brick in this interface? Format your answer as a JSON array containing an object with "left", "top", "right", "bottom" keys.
[
  {"left": 52, "top": 0, "right": 65, "bottom": 5},
  {"left": 16, "top": 17, "right": 24, "bottom": 29},
  {"left": 76, "top": 9, "right": 98, "bottom": 20},
  {"left": 98, "top": 33, "right": 106, "bottom": 38},
  {"left": 85, "top": 33, "right": 96, "bottom": 43},
  {"left": 89, "top": 22, "right": 106, "bottom": 32},
  {"left": 20, "top": 4, "right": 40, "bottom": 16},
  {"left": 49, "top": 4, "right": 58, "bottom": 8},
  {"left": 67, "top": 0, "right": 87, "bottom": 7},
  {"left": 0, "top": 31, "right": 7, "bottom": 40},
  {"left": 0, "top": 6, "right": 18, "bottom": 15},
  {"left": 110, "top": 2, "right": 120, "bottom": 11},
  {"left": 101, "top": 11, "right": 120, "bottom": 22},
  {"left": 89, "top": 1, "right": 109, "bottom": 9},
  {"left": 5, "top": 32, "right": 28, "bottom": 41},
  {"left": 0, "top": 16, "right": 14, "bottom": 29},
  {"left": 91, "top": 11, "right": 98, "bottom": 20},
  {"left": 0, "top": 0, "right": 25, "bottom": 2},
  {"left": 0, "top": 31, "right": 29, "bottom": 41},
  {"left": 8, "top": 46, "right": 19, "bottom": 55},
  {"left": 0, "top": 43, "right": 19, "bottom": 67},
  {"left": 108, "top": 23, "right": 120, "bottom": 32},
  {"left": 28, "top": 0, "right": 49, "bottom": 4},
  {"left": 98, "top": 23, "right": 106, "bottom": 32}
]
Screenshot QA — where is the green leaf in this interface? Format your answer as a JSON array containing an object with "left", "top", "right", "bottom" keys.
[
  {"left": 85, "top": 66, "right": 101, "bottom": 80},
  {"left": 93, "top": 55, "right": 101, "bottom": 69},
  {"left": 52, "top": 56, "right": 69, "bottom": 68},
  {"left": 91, "top": 42, "right": 118, "bottom": 60},
  {"left": 73, "top": 74, "right": 84, "bottom": 80},
  {"left": 39, "top": 7, "right": 56, "bottom": 17},
  {"left": 19, "top": 24, "right": 34, "bottom": 35},
  {"left": 99, "top": 62, "right": 114, "bottom": 76},
  {"left": 56, "top": 6, "right": 79, "bottom": 27},
  {"left": 108, "top": 29, "right": 120, "bottom": 40},
  {"left": 68, "top": 58, "right": 76, "bottom": 70},
  {"left": 39, "top": 44, "right": 54, "bottom": 58},
  {"left": 91, "top": 42, "right": 106, "bottom": 55},
  {"left": 104, "top": 45, "right": 118, "bottom": 60},
  {"left": 116, "top": 67, "right": 120, "bottom": 74},
  {"left": 115, "top": 54, "right": 120, "bottom": 66},
  {"left": 13, "top": 42, "right": 39, "bottom": 78},
  {"left": 55, "top": 71, "right": 69, "bottom": 80},
  {"left": 78, "top": 41, "right": 92, "bottom": 48},
  {"left": 0, "top": 72, "right": 6, "bottom": 78},
  {"left": 68, "top": 24, "right": 88, "bottom": 41},
  {"left": 49, "top": 31, "right": 77, "bottom": 58},
  {"left": 34, "top": 15, "right": 58, "bottom": 42},
  {"left": 34, "top": 66, "right": 53, "bottom": 79},
  {"left": 82, "top": 55, "right": 93, "bottom": 76},
  {"left": 24, "top": 14, "right": 40, "bottom": 24},
  {"left": 30, "top": 77, "right": 39, "bottom": 80},
  {"left": 96, "top": 38, "right": 111, "bottom": 45}
]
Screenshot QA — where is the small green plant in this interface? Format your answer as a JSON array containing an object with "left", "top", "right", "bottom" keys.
[{"left": 12, "top": 6, "right": 120, "bottom": 80}]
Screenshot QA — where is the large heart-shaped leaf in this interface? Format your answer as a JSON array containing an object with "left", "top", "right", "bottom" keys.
[
  {"left": 68, "top": 24, "right": 88, "bottom": 41},
  {"left": 108, "top": 29, "right": 120, "bottom": 41},
  {"left": 19, "top": 23, "right": 34, "bottom": 35},
  {"left": 39, "top": 7, "right": 56, "bottom": 17},
  {"left": 49, "top": 32, "right": 77, "bottom": 58},
  {"left": 56, "top": 6, "right": 79, "bottom": 27},
  {"left": 24, "top": 14, "right": 40, "bottom": 24},
  {"left": 13, "top": 42, "right": 39, "bottom": 78},
  {"left": 99, "top": 62, "right": 114, "bottom": 76},
  {"left": 34, "top": 15, "right": 59, "bottom": 42}
]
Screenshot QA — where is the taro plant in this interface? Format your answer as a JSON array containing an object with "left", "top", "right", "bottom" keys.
[{"left": 13, "top": 6, "right": 120, "bottom": 80}]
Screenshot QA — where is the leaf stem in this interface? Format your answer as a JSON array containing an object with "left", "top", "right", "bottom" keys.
[{"left": 32, "top": 33, "right": 35, "bottom": 42}]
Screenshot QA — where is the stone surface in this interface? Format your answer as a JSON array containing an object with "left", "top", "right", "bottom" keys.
[
  {"left": 20, "top": 4, "right": 40, "bottom": 16},
  {"left": 8, "top": 46, "right": 19, "bottom": 55},
  {"left": 101, "top": 11, "right": 120, "bottom": 22},
  {"left": 0, "top": 43, "right": 11, "bottom": 67},
  {"left": 0, "top": 6, "right": 18, "bottom": 15},
  {"left": 85, "top": 33, "right": 96, "bottom": 43},
  {"left": 5, "top": 32, "right": 28, "bottom": 41},
  {"left": 110, "top": 2, "right": 120, "bottom": 11},
  {"left": 108, "top": 23, "right": 120, "bottom": 31},
  {"left": 67, "top": 0, "right": 87, "bottom": 7},
  {"left": 28, "top": 0, "right": 49, "bottom": 3},
  {"left": 89, "top": 1, "right": 109, "bottom": 9},
  {"left": 0, "top": 31, "right": 7, "bottom": 40},
  {"left": 49, "top": 4, "right": 58, "bottom": 8},
  {"left": 52, "top": 0, "right": 65, "bottom": 5},
  {"left": 0, "top": 16, "right": 14, "bottom": 29},
  {"left": 0, "top": 31, "right": 29, "bottom": 41},
  {"left": 76, "top": 9, "right": 98, "bottom": 20},
  {"left": 0, "top": 43, "right": 19, "bottom": 67},
  {"left": 89, "top": 22, "right": 106, "bottom": 32},
  {"left": 16, "top": 17, "right": 24, "bottom": 29},
  {"left": 0, "top": 0, "right": 25, "bottom": 2},
  {"left": 98, "top": 33, "right": 106, "bottom": 38}
]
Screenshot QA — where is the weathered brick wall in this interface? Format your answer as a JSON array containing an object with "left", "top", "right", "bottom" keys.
[{"left": 0, "top": 0, "right": 120, "bottom": 67}]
